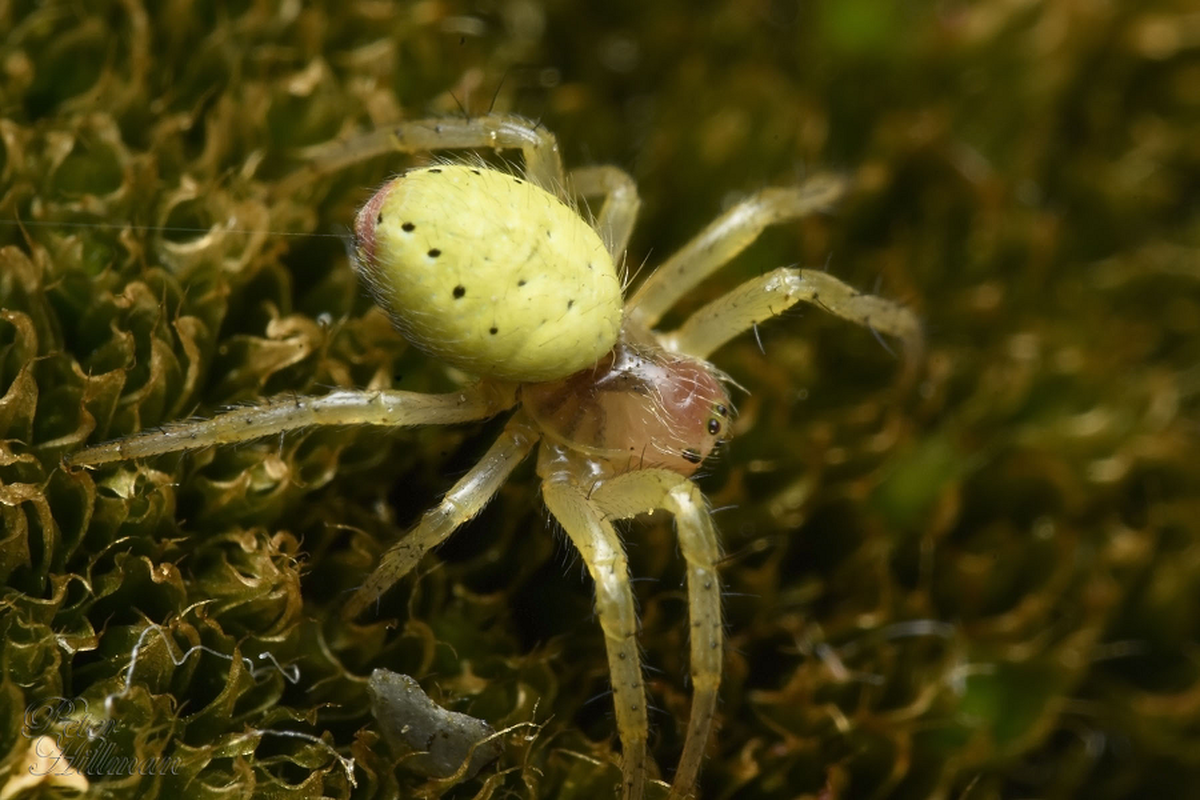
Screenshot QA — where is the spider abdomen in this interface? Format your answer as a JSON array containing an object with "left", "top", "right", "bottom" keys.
[
  {"left": 352, "top": 164, "right": 623, "bottom": 383},
  {"left": 523, "top": 340, "right": 732, "bottom": 477}
]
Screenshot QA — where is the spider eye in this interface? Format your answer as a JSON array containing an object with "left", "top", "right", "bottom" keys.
[{"left": 707, "top": 418, "right": 721, "bottom": 435}]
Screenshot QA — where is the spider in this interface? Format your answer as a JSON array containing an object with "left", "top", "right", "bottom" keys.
[{"left": 67, "top": 115, "right": 922, "bottom": 799}]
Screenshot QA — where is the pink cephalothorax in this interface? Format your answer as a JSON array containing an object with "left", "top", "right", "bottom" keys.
[{"left": 523, "top": 339, "right": 732, "bottom": 477}]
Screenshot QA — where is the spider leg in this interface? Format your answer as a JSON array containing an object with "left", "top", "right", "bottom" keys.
[
  {"left": 664, "top": 266, "right": 924, "bottom": 366},
  {"left": 625, "top": 174, "right": 848, "bottom": 328},
  {"left": 343, "top": 412, "right": 539, "bottom": 619},
  {"left": 288, "top": 114, "right": 567, "bottom": 195},
  {"left": 569, "top": 165, "right": 641, "bottom": 264},
  {"left": 541, "top": 477, "right": 648, "bottom": 800},
  {"left": 591, "top": 470, "right": 722, "bottom": 800},
  {"left": 66, "top": 383, "right": 516, "bottom": 467}
]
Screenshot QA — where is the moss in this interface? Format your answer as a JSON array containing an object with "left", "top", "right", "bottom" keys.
[{"left": 2, "top": 0, "right": 1199, "bottom": 797}]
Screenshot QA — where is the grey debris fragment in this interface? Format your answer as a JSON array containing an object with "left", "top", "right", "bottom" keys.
[{"left": 368, "top": 668, "right": 502, "bottom": 781}]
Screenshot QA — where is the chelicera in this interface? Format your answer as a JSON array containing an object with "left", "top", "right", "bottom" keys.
[{"left": 68, "top": 115, "right": 922, "bottom": 799}]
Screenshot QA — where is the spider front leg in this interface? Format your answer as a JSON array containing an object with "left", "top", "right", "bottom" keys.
[
  {"left": 343, "top": 412, "right": 539, "bottom": 619},
  {"left": 625, "top": 174, "right": 849, "bottom": 328},
  {"left": 288, "top": 114, "right": 568, "bottom": 194},
  {"left": 592, "top": 470, "right": 722, "bottom": 800},
  {"left": 665, "top": 266, "right": 924, "bottom": 366},
  {"left": 66, "top": 383, "right": 516, "bottom": 467},
  {"left": 541, "top": 476, "right": 648, "bottom": 800}
]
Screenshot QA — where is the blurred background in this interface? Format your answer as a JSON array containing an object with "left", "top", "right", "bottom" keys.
[{"left": 1, "top": 0, "right": 1197, "bottom": 797}]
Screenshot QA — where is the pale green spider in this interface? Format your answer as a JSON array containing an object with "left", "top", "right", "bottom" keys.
[{"left": 68, "top": 115, "right": 922, "bottom": 799}]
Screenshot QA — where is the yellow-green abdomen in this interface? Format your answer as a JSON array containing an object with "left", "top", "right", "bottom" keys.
[{"left": 353, "top": 165, "right": 623, "bottom": 383}]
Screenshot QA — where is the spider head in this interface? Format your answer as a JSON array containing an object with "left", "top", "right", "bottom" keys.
[{"left": 523, "top": 340, "right": 734, "bottom": 477}]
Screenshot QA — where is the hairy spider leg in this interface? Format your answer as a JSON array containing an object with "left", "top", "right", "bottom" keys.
[
  {"left": 625, "top": 174, "right": 850, "bottom": 328},
  {"left": 291, "top": 114, "right": 568, "bottom": 194},
  {"left": 590, "top": 470, "right": 722, "bottom": 800},
  {"left": 541, "top": 476, "right": 648, "bottom": 800},
  {"left": 342, "top": 413, "right": 540, "bottom": 619},
  {"left": 66, "top": 385, "right": 516, "bottom": 467},
  {"left": 288, "top": 115, "right": 641, "bottom": 265},
  {"left": 666, "top": 267, "right": 925, "bottom": 367},
  {"left": 569, "top": 165, "right": 641, "bottom": 263}
]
